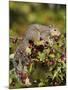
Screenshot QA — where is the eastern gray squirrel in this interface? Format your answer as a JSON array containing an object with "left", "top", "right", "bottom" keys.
[
  {"left": 13, "top": 24, "right": 60, "bottom": 85},
  {"left": 22, "top": 24, "right": 60, "bottom": 47}
]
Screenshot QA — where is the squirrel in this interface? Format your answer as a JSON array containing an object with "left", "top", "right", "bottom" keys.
[
  {"left": 22, "top": 24, "right": 60, "bottom": 47},
  {"left": 13, "top": 24, "right": 60, "bottom": 85}
]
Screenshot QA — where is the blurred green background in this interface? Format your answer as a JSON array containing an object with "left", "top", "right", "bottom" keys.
[{"left": 9, "top": 1, "right": 66, "bottom": 53}]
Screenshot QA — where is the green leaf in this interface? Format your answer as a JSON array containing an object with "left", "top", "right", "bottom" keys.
[
  {"left": 49, "top": 53, "right": 55, "bottom": 58},
  {"left": 35, "top": 40, "right": 44, "bottom": 46},
  {"left": 37, "top": 52, "right": 45, "bottom": 61},
  {"left": 53, "top": 67, "right": 61, "bottom": 80},
  {"left": 58, "top": 74, "right": 63, "bottom": 81},
  {"left": 38, "top": 82, "right": 45, "bottom": 87},
  {"left": 25, "top": 47, "right": 31, "bottom": 55},
  {"left": 46, "top": 48, "right": 50, "bottom": 54},
  {"left": 29, "top": 63, "right": 33, "bottom": 73}
]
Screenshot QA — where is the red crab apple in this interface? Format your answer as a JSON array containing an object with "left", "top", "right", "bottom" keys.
[
  {"left": 61, "top": 53, "right": 66, "bottom": 61},
  {"left": 49, "top": 60, "right": 55, "bottom": 65}
]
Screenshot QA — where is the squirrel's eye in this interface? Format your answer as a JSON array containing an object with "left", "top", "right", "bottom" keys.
[{"left": 54, "top": 29, "right": 56, "bottom": 31}]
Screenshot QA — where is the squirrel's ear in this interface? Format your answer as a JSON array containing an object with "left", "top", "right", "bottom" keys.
[
  {"left": 49, "top": 24, "right": 54, "bottom": 28},
  {"left": 49, "top": 25, "right": 52, "bottom": 28}
]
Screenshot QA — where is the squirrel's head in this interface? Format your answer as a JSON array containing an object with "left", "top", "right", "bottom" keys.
[{"left": 49, "top": 26, "right": 61, "bottom": 37}]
